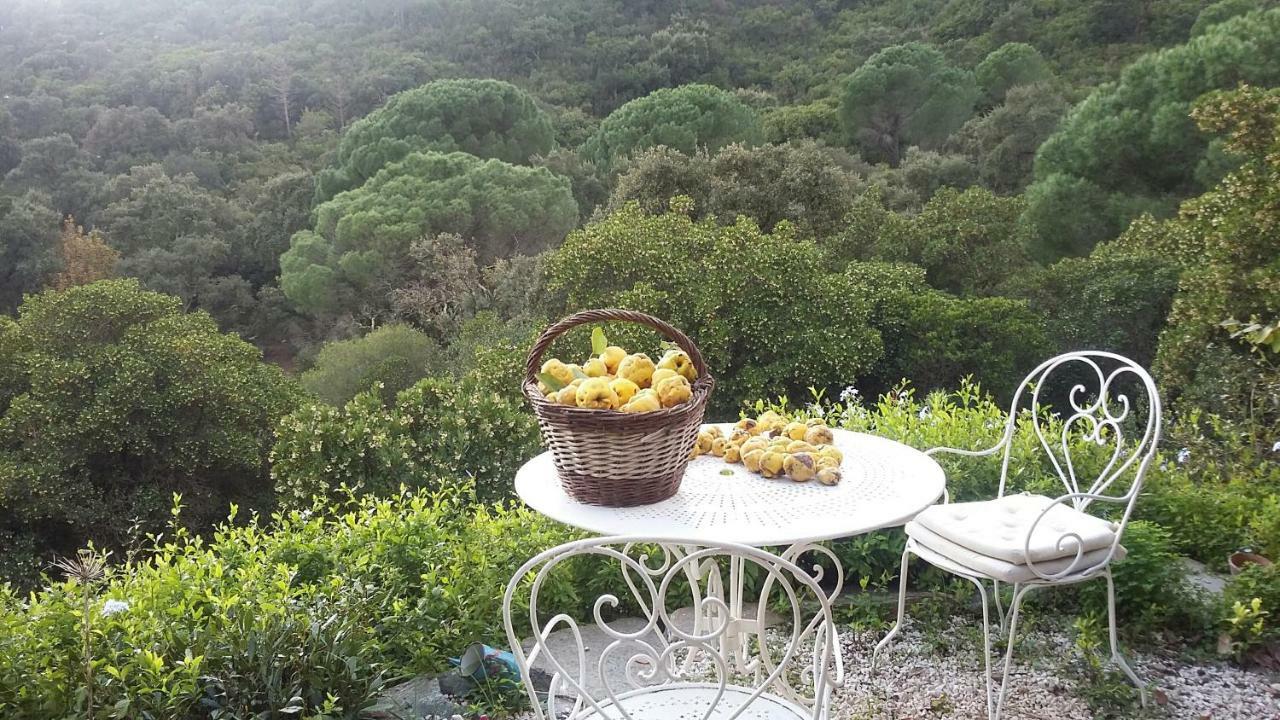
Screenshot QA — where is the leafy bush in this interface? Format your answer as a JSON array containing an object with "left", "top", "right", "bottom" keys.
[
  {"left": 300, "top": 324, "right": 443, "bottom": 407},
  {"left": 0, "top": 489, "right": 586, "bottom": 719},
  {"left": 1222, "top": 564, "right": 1280, "bottom": 654},
  {"left": 0, "top": 280, "right": 301, "bottom": 584},
  {"left": 877, "top": 292, "right": 1052, "bottom": 403},
  {"left": 545, "top": 200, "right": 882, "bottom": 416},
  {"left": 1009, "top": 246, "right": 1181, "bottom": 369},
  {"left": 1077, "top": 521, "right": 1210, "bottom": 633},
  {"left": 273, "top": 373, "right": 541, "bottom": 508}
]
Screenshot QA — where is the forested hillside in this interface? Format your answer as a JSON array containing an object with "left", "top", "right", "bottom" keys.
[
  {"left": 2, "top": 2, "right": 1280, "bottom": 717},
  {"left": 1, "top": 0, "right": 1250, "bottom": 350}
]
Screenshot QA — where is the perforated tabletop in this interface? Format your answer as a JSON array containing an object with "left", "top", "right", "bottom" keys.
[{"left": 515, "top": 426, "right": 946, "bottom": 546}]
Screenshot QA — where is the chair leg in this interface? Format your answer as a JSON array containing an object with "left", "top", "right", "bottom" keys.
[
  {"left": 993, "top": 584, "right": 1036, "bottom": 720},
  {"left": 992, "top": 579, "right": 1006, "bottom": 634},
  {"left": 872, "top": 544, "right": 913, "bottom": 670},
  {"left": 1105, "top": 568, "right": 1148, "bottom": 707},
  {"left": 964, "top": 577, "right": 996, "bottom": 720}
]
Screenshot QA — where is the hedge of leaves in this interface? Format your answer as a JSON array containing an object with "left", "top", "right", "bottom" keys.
[{"left": 0, "top": 489, "right": 586, "bottom": 720}]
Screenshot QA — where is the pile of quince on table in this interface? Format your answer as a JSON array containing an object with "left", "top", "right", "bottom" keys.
[
  {"left": 536, "top": 328, "right": 698, "bottom": 413},
  {"left": 694, "top": 411, "right": 844, "bottom": 486}
]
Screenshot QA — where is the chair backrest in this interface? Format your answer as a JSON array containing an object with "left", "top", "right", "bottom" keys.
[
  {"left": 994, "top": 352, "right": 1161, "bottom": 509},
  {"left": 503, "top": 536, "right": 840, "bottom": 720}
]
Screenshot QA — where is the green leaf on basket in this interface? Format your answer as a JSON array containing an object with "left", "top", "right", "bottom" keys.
[
  {"left": 537, "top": 372, "right": 566, "bottom": 392},
  {"left": 591, "top": 326, "right": 608, "bottom": 356},
  {"left": 571, "top": 366, "right": 589, "bottom": 380}
]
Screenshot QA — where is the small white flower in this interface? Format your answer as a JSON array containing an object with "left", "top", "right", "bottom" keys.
[
  {"left": 839, "top": 386, "right": 860, "bottom": 402},
  {"left": 808, "top": 403, "right": 825, "bottom": 418},
  {"left": 1176, "top": 448, "right": 1191, "bottom": 465},
  {"left": 1273, "top": 441, "right": 1280, "bottom": 453},
  {"left": 101, "top": 599, "right": 130, "bottom": 617},
  {"left": 918, "top": 406, "right": 931, "bottom": 420}
]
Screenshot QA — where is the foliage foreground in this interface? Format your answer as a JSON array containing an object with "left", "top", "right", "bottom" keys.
[{"left": 2, "top": 381, "right": 1277, "bottom": 718}]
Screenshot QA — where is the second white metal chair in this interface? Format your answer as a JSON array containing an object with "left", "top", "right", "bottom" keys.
[
  {"left": 873, "top": 351, "right": 1161, "bottom": 719},
  {"left": 503, "top": 536, "right": 843, "bottom": 720}
]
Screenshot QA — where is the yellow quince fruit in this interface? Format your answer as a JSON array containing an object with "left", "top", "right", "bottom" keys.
[
  {"left": 783, "top": 422, "right": 808, "bottom": 441},
  {"left": 576, "top": 377, "right": 619, "bottom": 410},
  {"left": 600, "top": 345, "right": 627, "bottom": 374},
  {"left": 657, "top": 349, "right": 697, "bottom": 382},
  {"left": 650, "top": 367, "right": 679, "bottom": 388},
  {"left": 742, "top": 448, "right": 765, "bottom": 472},
  {"left": 655, "top": 374, "right": 692, "bottom": 408},
  {"left": 583, "top": 358, "right": 609, "bottom": 377},
  {"left": 804, "top": 425, "right": 835, "bottom": 446},
  {"left": 816, "top": 467, "right": 842, "bottom": 486},
  {"left": 784, "top": 453, "right": 817, "bottom": 482},
  {"left": 818, "top": 445, "right": 844, "bottom": 464},
  {"left": 617, "top": 353, "right": 655, "bottom": 388},
  {"left": 609, "top": 377, "right": 640, "bottom": 404},
  {"left": 621, "top": 389, "right": 661, "bottom": 413},
  {"left": 540, "top": 358, "right": 575, "bottom": 388},
  {"left": 554, "top": 379, "right": 582, "bottom": 406},
  {"left": 760, "top": 451, "right": 786, "bottom": 479},
  {"left": 695, "top": 430, "right": 715, "bottom": 454}
]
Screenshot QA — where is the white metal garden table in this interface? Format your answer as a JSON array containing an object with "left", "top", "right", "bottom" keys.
[{"left": 515, "top": 425, "right": 947, "bottom": 675}]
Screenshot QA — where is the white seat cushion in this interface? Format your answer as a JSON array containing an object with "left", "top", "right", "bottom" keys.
[
  {"left": 906, "top": 520, "right": 1124, "bottom": 583},
  {"left": 911, "top": 493, "right": 1119, "bottom": 565}
]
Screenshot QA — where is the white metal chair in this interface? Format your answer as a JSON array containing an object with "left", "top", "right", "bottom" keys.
[
  {"left": 873, "top": 351, "right": 1161, "bottom": 720},
  {"left": 503, "top": 536, "right": 843, "bottom": 720}
]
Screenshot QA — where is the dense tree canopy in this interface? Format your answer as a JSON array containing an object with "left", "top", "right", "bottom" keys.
[
  {"left": 839, "top": 43, "right": 978, "bottom": 166},
  {"left": 0, "top": 193, "right": 61, "bottom": 313},
  {"left": 608, "top": 141, "right": 860, "bottom": 237},
  {"left": 1118, "top": 85, "right": 1280, "bottom": 421},
  {"left": 1026, "top": 7, "right": 1280, "bottom": 260},
  {"left": 315, "top": 79, "right": 557, "bottom": 203},
  {"left": 282, "top": 151, "right": 576, "bottom": 319},
  {"left": 583, "top": 84, "right": 762, "bottom": 170},
  {"left": 975, "top": 43, "right": 1054, "bottom": 108}
]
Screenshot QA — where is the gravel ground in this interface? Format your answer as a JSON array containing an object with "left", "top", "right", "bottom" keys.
[{"left": 836, "top": 616, "right": 1280, "bottom": 719}]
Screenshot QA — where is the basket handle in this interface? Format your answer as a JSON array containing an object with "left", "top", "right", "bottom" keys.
[{"left": 524, "top": 309, "right": 710, "bottom": 387}]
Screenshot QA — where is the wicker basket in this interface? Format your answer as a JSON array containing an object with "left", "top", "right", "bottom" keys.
[{"left": 522, "top": 309, "right": 715, "bottom": 507}]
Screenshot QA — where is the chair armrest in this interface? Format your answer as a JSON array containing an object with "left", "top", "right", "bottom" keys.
[
  {"left": 1021, "top": 491, "right": 1133, "bottom": 582},
  {"left": 925, "top": 437, "right": 1011, "bottom": 505}
]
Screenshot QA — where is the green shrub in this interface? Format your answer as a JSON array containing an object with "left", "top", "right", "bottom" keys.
[
  {"left": 545, "top": 200, "right": 883, "bottom": 416},
  {"left": 0, "top": 489, "right": 586, "bottom": 719},
  {"left": 300, "top": 324, "right": 443, "bottom": 407},
  {"left": 1077, "top": 521, "right": 1211, "bottom": 634},
  {"left": 876, "top": 292, "right": 1052, "bottom": 405},
  {"left": 1222, "top": 565, "right": 1280, "bottom": 654},
  {"left": 273, "top": 372, "right": 541, "bottom": 507},
  {"left": 0, "top": 280, "right": 302, "bottom": 585}
]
